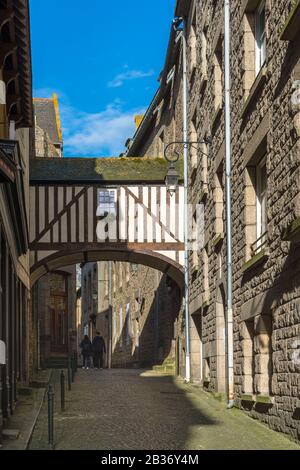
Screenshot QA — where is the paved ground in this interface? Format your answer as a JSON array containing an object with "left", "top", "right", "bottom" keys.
[
  {"left": 1, "top": 370, "right": 51, "bottom": 450},
  {"left": 28, "top": 369, "right": 300, "bottom": 451}
]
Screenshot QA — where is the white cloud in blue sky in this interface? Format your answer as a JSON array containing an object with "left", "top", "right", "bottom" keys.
[
  {"left": 108, "top": 68, "right": 155, "bottom": 88},
  {"left": 34, "top": 88, "right": 144, "bottom": 157}
]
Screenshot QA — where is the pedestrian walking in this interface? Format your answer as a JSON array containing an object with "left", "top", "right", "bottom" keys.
[
  {"left": 80, "top": 335, "right": 93, "bottom": 370},
  {"left": 92, "top": 332, "right": 106, "bottom": 369}
]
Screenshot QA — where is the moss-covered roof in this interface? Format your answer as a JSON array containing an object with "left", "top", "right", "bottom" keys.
[{"left": 30, "top": 157, "right": 184, "bottom": 184}]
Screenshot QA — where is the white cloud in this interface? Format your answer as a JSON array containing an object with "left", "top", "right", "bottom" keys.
[
  {"left": 33, "top": 88, "right": 144, "bottom": 156},
  {"left": 60, "top": 100, "right": 145, "bottom": 157},
  {"left": 108, "top": 69, "right": 154, "bottom": 88}
]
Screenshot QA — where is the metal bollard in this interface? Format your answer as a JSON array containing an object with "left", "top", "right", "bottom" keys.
[
  {"left": 60, "top": 370, "right": 65, "bottom": 412},
  {"left": 74, "top": 352, "right": 78, "bottom": 373},
  {"left": 67, "top": 356, "right": 72, "bottom": 391},
  {"left": 48, "top": 385, "right": 55, "bottom": 448},
  {"left": 71, "top": 355, "right": 75, "bottom": 383}
]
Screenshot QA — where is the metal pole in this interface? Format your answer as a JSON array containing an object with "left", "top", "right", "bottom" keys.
[
  {"left": 48, "top": 384, "right": 54, "bottom": 448},
  {"left": 182, "top": 18, "right": 191, "bottom": 383},
  {"left": 74, "top": 352, "right": 78, "bottom": 373},
  {"left": 67, "top": 355, "right": 71, "bottom": 391},
  {"left": 224, "top": 0, "right": 234, "bottom": 407},
  {"left": 108, "top": 261, "right": 112, "bottom": 369},
  {"left": 60, "top": 370, "right": 65, "bottom": 412},
  {"left": 71, "top": 355, "right": 75, "bottom": 383},
  {"left": 0, "top": 365, "right": 3, "bottom": 445}
]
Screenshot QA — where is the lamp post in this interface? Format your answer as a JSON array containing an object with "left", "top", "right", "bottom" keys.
[{"left": 164, "top": 139, "right": 210, "bottom": 383}]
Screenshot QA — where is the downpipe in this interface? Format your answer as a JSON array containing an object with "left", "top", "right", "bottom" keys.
[{"left": 224, "top": 0, "right": 235, "bottom": 408}]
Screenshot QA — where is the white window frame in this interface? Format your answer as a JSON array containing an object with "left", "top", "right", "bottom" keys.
[
  {"left": 256, "top": 156, "right": 267, "bottom": 242},
  {"left": 255, "top": 1, "right": 266, "bottom": 75},
  {"left": 97, "top": 189, "right": 116, "bottom": 217}
]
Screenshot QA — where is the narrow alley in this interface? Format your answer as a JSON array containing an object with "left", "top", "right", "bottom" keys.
[{"left": 28, "top": 369, "right": 299, "bottom": 451}]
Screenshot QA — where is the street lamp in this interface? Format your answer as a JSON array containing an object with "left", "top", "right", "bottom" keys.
[
  {"left": 163, "top": 138, "right": 210, "bottom": 384},
  {"left": 165, "top": 163, "right": 179, "bottom": 197},
  {"left": 164, "top": 140, "right": 211, "bottom": 195}
]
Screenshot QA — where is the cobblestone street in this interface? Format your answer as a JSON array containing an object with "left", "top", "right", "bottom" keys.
[{"left": 28, "top": 369, "right": 299, "bottom": 451}]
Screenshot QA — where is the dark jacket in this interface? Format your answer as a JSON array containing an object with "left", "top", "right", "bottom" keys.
[
  {"left": 92, "top": 336, "right": 106, "bottom": 354},
  {"left": 80, "top": 338, "right": 93, "bottom": 356}
]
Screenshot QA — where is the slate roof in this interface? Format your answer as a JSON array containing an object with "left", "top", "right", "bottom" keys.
[
  {"left": 30, "top": 157, "right": 184, "bottom": 184},
  {"left": 33, "top": 99, "right": 61, "bottom": 143}
]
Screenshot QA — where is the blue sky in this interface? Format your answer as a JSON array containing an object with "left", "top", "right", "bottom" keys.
[{"left": 30, "top": 0, "right": 175, "bottom": 157}]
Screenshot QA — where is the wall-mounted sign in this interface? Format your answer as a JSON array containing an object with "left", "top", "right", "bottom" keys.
[{"left": 0, "top": 340, "right": 6, "bottom": 365}]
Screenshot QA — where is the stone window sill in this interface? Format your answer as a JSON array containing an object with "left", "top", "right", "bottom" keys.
[
  {"left": 212, "top": 232, "right": 224, "bottom": 250},
  {"left": 200, "top": 185, "right": 208, "bottom": 202},
  {"left": 241, "top": 394, "right": 274, "bottom": 405},
  {"left": 241, "top": 66, "right": 267, "bottom": 119},
  {"left": 282, "top": 216, "right": 300, "bottom": 243},
  {"left": 190, "top": 164, "right": 197, "bottom": 182},
  {"left": 199, "top": 73, "right": 208, "bottom": 95},
  {"left": 191, "top": 264, "right": 200, "bottom": 275},
  {"left": 211, "top": 104, "right": 223, "bottom": 133},
  {"left": 242, "top": 247, "right": 269, "bottom": 273},
  {"left": 202, "top": 290, "right": 210, "bottom": 310},
  {"left": 280, "top": 0, "right": 300, "bottom": 41},
  {"left": 241, "top": 394, "right": 255, "bottom": 403}
]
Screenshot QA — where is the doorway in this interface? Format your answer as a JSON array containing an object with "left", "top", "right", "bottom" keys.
[{"left": 49, "top": 273, "right": 68, "bottom": 355}]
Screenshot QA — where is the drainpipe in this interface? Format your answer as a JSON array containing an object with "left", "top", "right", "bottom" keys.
[
  {"left": 224, "top": 0, "right": 234, "bottom": 407},
  {"left": 182, "top": 18, "right": 191, "bottom": 383},
  {"left": 108, "top": 261, "right": 112, "bottom": 369}
]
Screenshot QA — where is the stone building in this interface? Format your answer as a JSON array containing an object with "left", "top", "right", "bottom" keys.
[
  {"left": 33, "top": 94, "right": 63, "bottom": 158},
  {"left": 111, "top": 262, "right": 181, "bottom": 369},
  {"left": 0, "top": 0, "right": 33, "bottom": 440},
  {"left": 81, "top": 259, "right": 182, "bottom": 370},
  {"left": 124, "top": 18, "right": 187, "bottom": 375},
  {"left": 81, "top": 261, "right": 110, "bottom": 343},
  {"left": 32, "top": 95, "right": 77, "bottom": 369},
  {"left": 125, "top": 0, "right": 300, "bottom": 443}
]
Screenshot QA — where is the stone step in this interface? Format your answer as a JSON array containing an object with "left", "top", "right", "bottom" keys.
[{"left": 3, "top": 429, "right": 20, "bottom": 440}]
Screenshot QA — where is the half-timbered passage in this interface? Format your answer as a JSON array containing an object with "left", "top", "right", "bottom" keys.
[{"left": 30, "top": 158, "right": 185, "bottom": 287}]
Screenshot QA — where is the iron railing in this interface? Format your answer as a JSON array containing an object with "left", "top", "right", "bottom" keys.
[{"left": 251, "top": 231, "right": 268, "bottom": 257}]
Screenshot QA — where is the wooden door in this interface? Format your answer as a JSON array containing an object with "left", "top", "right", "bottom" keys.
[{"left": 50, "top": 295, "right": 68, "bottom": 353}]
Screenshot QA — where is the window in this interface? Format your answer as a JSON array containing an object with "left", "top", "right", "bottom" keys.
[
  {"left": 214, "top": 38, "right": 223, "bottom": 111},
  {"left": 242, "top": 320, "right": 255, "bottom": 394},
  {"left": 112, "top": 309, "right": 117, "bottom": 348},
  {"left": 189, "top": 113, "right": 198, "bottom": 172},
  {"left": 189, "top": 11, "right": 197, "bottom": 75},
  {"left": 202, "top": 246, "right": 209, "bottom": 304},
  {"left": 255, "top": 1, "right": 266, "bottom": 75},
  {"left": 97, "top": 190, "right": 116, "bottom": 217},
  {"left": 214, "top": 165, "right": 224, "bottom": 235},
  {"left": 245, "top": 150, "right": 268, "bottom": 260},
  {"left": 200, "top": 30, "right": 208, "bottom": 79},
  {"left": 126, "top": 302, "right": 131, "bottom": 345},
  {"left": 242, "top": 316, "right": 272, "bottom": 396},
  {"left": 255, "top": 156, "right": 267, "bottom": 254},
  {"left": 192, "top": 212, "right": 199, "bottom": 271},
  {"left": 119, "top": 306, "right": 123, "bottom": 348}
]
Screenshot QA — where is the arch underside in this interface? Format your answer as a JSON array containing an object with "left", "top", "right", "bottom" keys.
[{"left": 31, "top": 246, "right": 185, "bottom": 290}]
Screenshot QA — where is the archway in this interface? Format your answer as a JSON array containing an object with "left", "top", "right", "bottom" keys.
[{"left": 30, "top": 246, "right": 184, "bottom": 290}]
